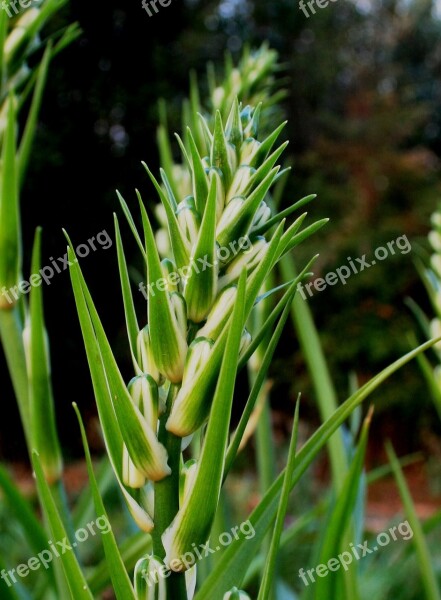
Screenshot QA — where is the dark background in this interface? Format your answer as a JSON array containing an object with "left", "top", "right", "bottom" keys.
[{"left": 2, "top": 0, "right": 441, "bottom": 461}]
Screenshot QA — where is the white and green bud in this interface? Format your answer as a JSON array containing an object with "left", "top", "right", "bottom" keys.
[
  {"left": 240, "top": 328, "right": 252, "bottom": 358},
  {"left": 240, "top": 137, "right": 261, "bottom": 166},
  {"left": 122, "top": 444, "right": 146, "bottom": 489},
  {"left": 161, "top": 258, "right": 179, "bottom": 293},
  {"left": 170, "top": 292, "right": 187, "bottom": 336},
  {"left": 134, "top": 555, "right": 166, "bottom": 600},
  {"left": 4, "top": 8, "right": 40, "bottom": 64},
  {"left": 223, "top": 588, "right": 251, "bottom": 600},
  {"left": 429, "top": 230, "right": 441, "bottom": 253},
  {"left": 166, "top": 337, "right": 218, "bottom": 436},
  {"left": 182, "top": 337, "right": 214, "bottom": 381},
  {"left": 137, "top": 326, "right": 162, "bottom": 384},
  {"left": 431, "top": 254, "right": 441, "bottom": 278},
  {"left": 177, "top": 197, "right": 200, "bottom": 248},
  {"left": 219, "top": 237, "right": 268, "bottom": 289},
  {"left": 128, "top": 375, "right": 159, "bottom": 431},
  {"left": 250, "top": 200, "right": 271, "bottom": 232},
  {"left": 184, "top": 177, "right": 218, "bottom": 322},
  {"left": 197, "top": 285, "right": 237, "bottom": 341},
  {"left": 155, "top": 228, "right": 171, "bottom": 258},
  {"left": 226, "top": 166, "right": 256, "bottom": 204},
  {"left": 179, "top": 459, "right": 198, "bottom": 505},
  {"left": 216, "top": 196, "right": 244, "bottom": 244}
]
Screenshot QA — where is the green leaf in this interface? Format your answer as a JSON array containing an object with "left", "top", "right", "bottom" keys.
[
  {"left": 257, "top": 399, "right": 300, "bottom": 600},
  {"left": 187, "top": 127, "right": 209, "bottom": 214},
  {"left": 114, "top": 214, "right": 139, "bottom": 359},
  {"left": 66, "top": 242, "right": 171, "bottom": 483},
  {"left": 31, "top": 451, "right": 93, "bottom": 600},
  {"left": 195, "top": 337, "right": 441, "bottom": 599},
  {"left": 137, "top": 192, "right": 188, "bottom": 382},
  {"left": 251, "top": 194, "right": 317, "bottom": 237},
  {"left": 211, "top": 111, "right": 232, "bottom": 188},
  {"left": 18, "top": 43, "right": 52, "bottom": 186},
  {"left": 73, "top": 403, "right": 136, "bottom": 600},
  {"left": 117, "top": 191, "right": 147, "bottom": 261},
  {"left": 386, "top": 442, "right": 441, "bottom": 600},
  {"left": 0, "top": 94, "right": 20, "bottom": 301},
  {"left": 163, "top": 271, "right": 246, "bottom": 571},
  {"left": 25, "top": 227, "right": 62, "bottom": 483},
  {"left": 142, "top": 165, "right": 190, "bottom": 270},
  {"left": 184, "top": 177, "right": 217, "bottom": 322},
  {"left": 0, "top": 465, "right": 55, "bottom": 588},
  {"left": 66, "top": 240, "right": 154, "bottom": 531},
  {"left": 314, "top": 409, "right": 373, "bottom": 600}
]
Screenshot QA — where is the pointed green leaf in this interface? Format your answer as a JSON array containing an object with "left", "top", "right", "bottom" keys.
[
  {"left": 211, "top": 111, "right": 232, "bottom": 188},
  {"left": 114, "top": 214, "right": 139, "bottom": 359},
  {"left": 187, "top": 127, "right": 209, "bottom": 214},
  {"left": 257, "top": 400, "right": 300, "bottom": 600},
  {"left": 137, "top": 193, "right": 188, "bottom": 382},
  {"left": 184, "top": 177, "right": 217, "bottom": 322},
  {"left": 386, "top": 442, "right": 441, "bottom": 600},
  {"left": 18, "top": 43, "right": 52, "bottom": 185},
  {"left": 25, "top": 227, "right": 62, "bottom": 483},
  {"left": 31, "top": 451, "right": 94, "bottom": 600},
  {"left": 142, "top": 165, "right": 190, "bottom": 270},
  {"left": 0, "top": 94, "right": 20, "bottom": 304},
  {"left": 73, "top": 403, "right": 136, "bottom": 600},
  {"left": 315, "top": 409, "right": 373, "bottom": 600},
  {"left": 66, "top": 241, "right": 154, "bottom": 531},
  {"left": 66, "top": 242, "right": 170, "bottom": 482}
]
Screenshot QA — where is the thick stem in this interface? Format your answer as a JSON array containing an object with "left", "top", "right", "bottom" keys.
[{"left": 152, "top": 384, "right": 187, "bottom": 598}]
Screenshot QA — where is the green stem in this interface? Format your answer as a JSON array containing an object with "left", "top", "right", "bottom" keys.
[
  {"left": 0, "top": 304, "right": 31, "bottom": 446},
  {"left": 153, "top": 384, "right": 187, "bottom": 599}
]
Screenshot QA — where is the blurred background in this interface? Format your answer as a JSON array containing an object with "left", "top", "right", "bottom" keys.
[{"left": 1, "top": 0, "right": 441, "bottom": 505}]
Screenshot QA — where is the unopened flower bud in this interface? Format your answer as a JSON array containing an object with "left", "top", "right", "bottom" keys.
[
  {"left": 134, "top": 555, "right": 166, "bottom": 599},
  {"left": 179, "top": 459, "right": 198, "bottom": 506},
  {"left": 216, "top": 196, "right": 244, "bottom": 244},
  {"left": 197, "top": 285, "right": 237, "bottom": 341},
  {"left": 240, "top": 138, "right": 261, "bottom": 166},
  {"left": 219, "top": 237, "right": 268, "bottom": 288},
  {"left": 429, "top": 230, "right": 441, "bottom": 253},
  {"left": 137, "top": 326, "right": 162, "bottom": 384},
  {"left": 250, "top": 201, "right": 271, "bottom": 232},
  {"left": 128, "top": 375, "right": 159, "bottom": 431},
  {"left": 177, "top": 196, "right": 200, "bottom": 248},
  {"left": 122, "top": 444, "right": 146, "bottom": 489},
  {"left": 226, "top": 166, "right": 256, "bottom": 203},
  {"left": 161, "top": 258, "right": 179, "bottom": 293}
]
